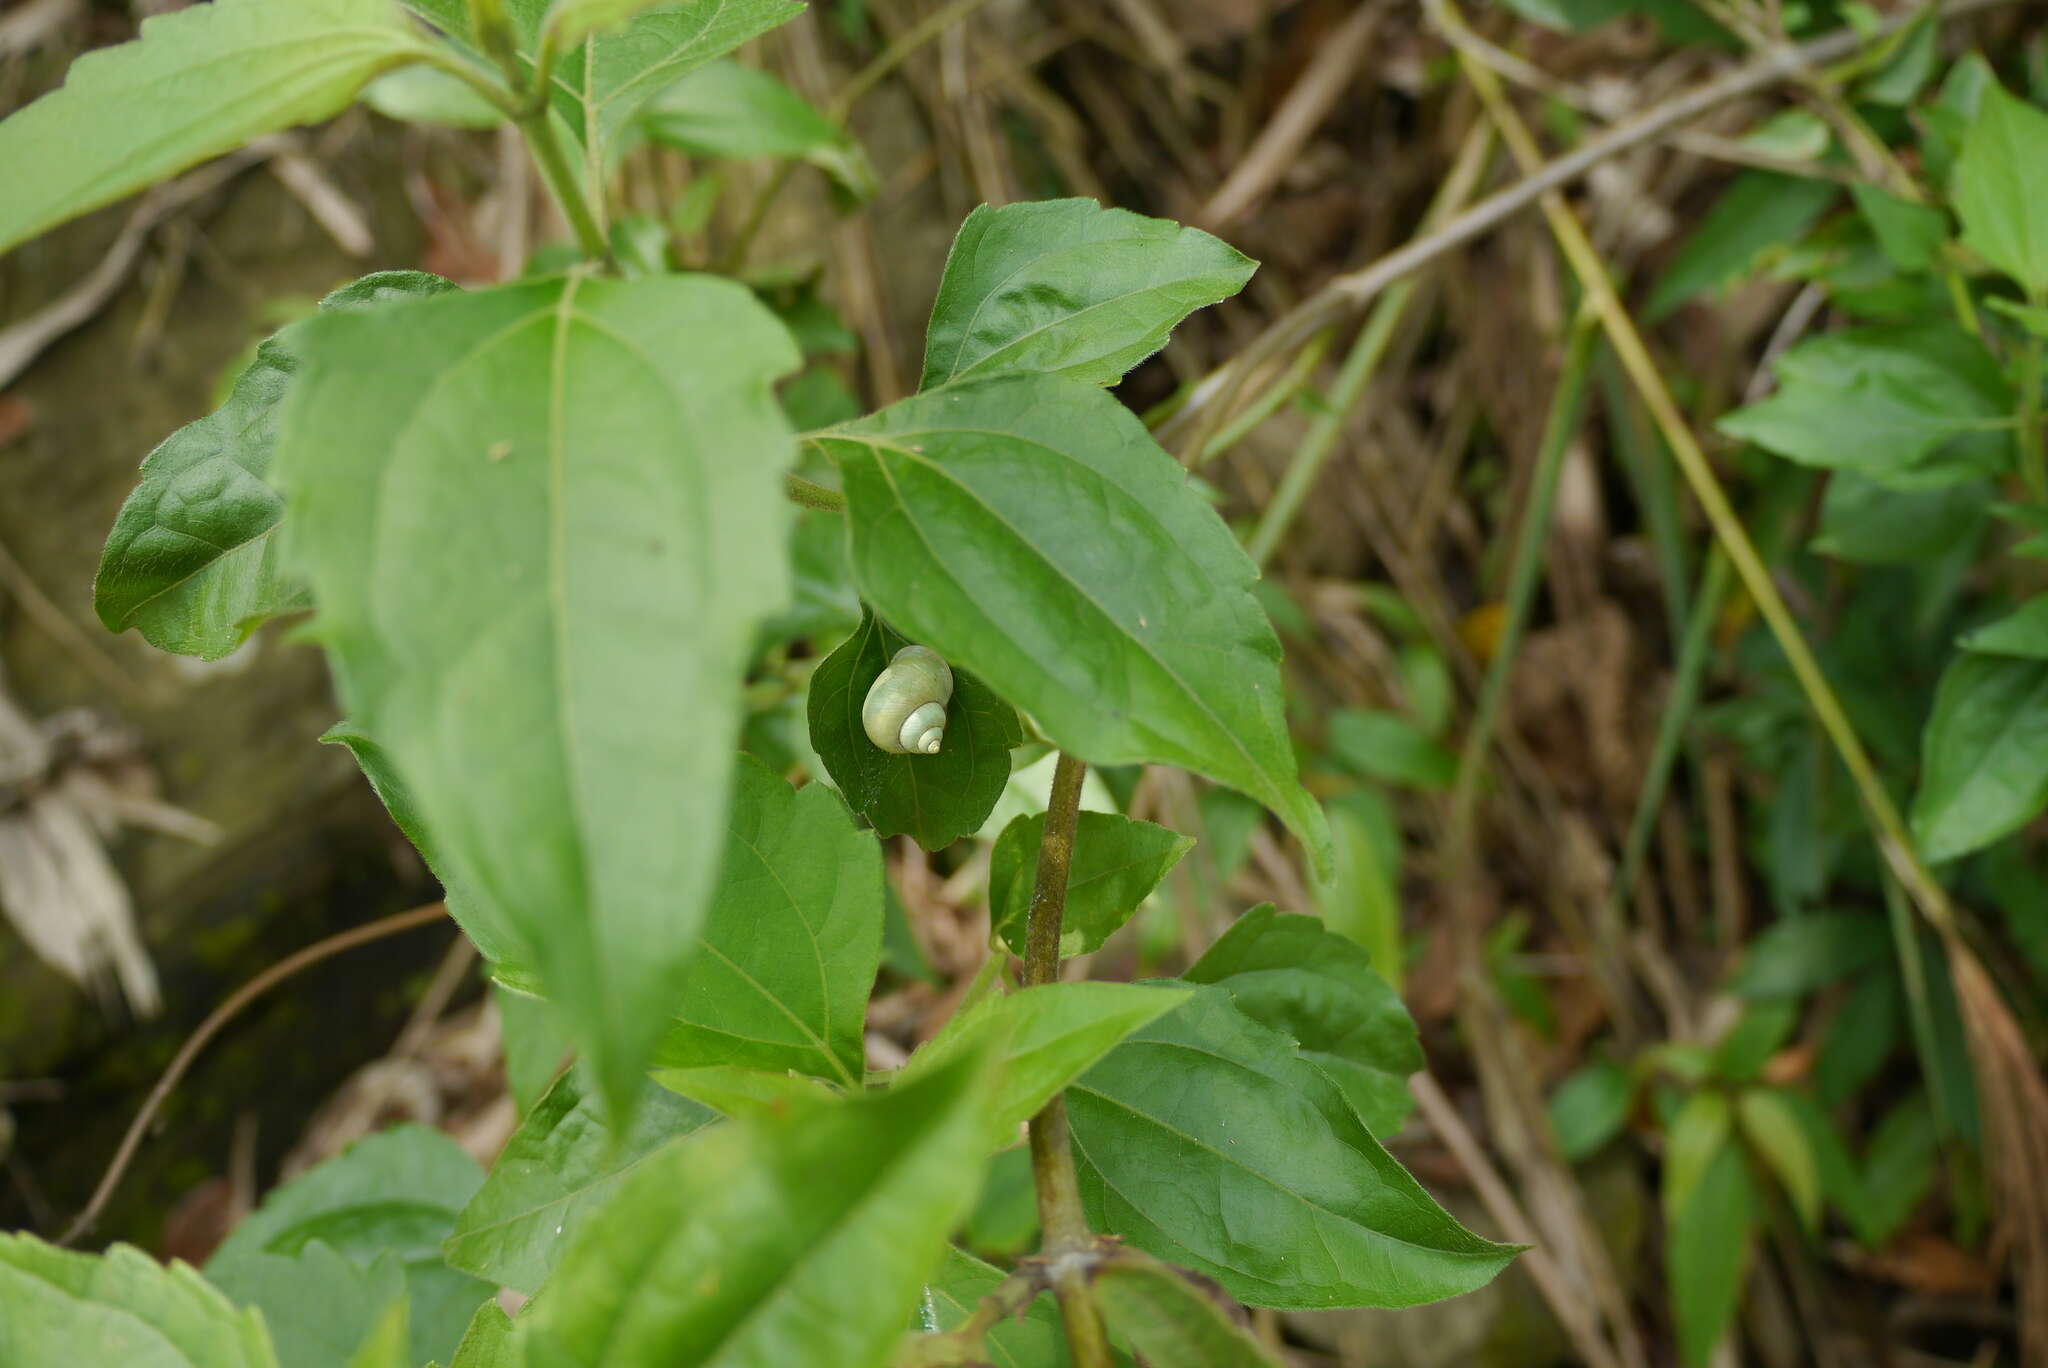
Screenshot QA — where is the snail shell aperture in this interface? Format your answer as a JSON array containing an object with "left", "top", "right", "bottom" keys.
[{"left": 861, "top": 645, "right": 954, "bottom": 755}]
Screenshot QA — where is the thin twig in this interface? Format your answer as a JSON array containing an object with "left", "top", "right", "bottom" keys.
[
  {"left": 57, "top": 902, "right": 449, "bottom": 1246},
  {"left": 1022, "top": 751, "right": 1112, "bottom": 1368}
]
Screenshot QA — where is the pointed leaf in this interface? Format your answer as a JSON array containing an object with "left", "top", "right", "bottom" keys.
[
  {"left": 807, "top": 609, "right": 1020, "bottom": 850},
  {"left": 449, "top": 1303, "right": 515, "bottom": 1368},
  {"left": 1662, "top": 1090, "right": 1732, "bottom": 1225},
  {"left": 1670, "top": 1143, "right": 1754, "bottom": 1368},
  {"left": 988, "top": 811, "right": 1192, "bottom": 959},
  {"left": 1955, "top": 81, "right": 2048, "bottom": 293},
  {"left": 512, "top": 1052, "right": 995, "bottom": 1368},
  {"left": 275, "top": 274, "right": 798, "bottom": 1118},
  {"left": 1089, "top": 1251, "right": 1283, "bottom": 1368},
  {"left": 443, "top": 1069, "right": 717, "bottom": 1295},
  {"left": 1069, "top": 988, "right": 1517, "bottom": 1309},
  {"left": 0, "top": 0, "right": 429, "bottom": 254},
  {"left": 0, "top": 1234, "right": 276, "bottom": 1368},
  {"left": 652, "top": 754, "right": 882, "bottom": 1086},
  {"left": 1736, "top": 1089, "right": 1821, "bottom": 1232},
  {"left": 814, "top": 374, "right": 1331, "bottom": 874},
  {"left": 207, "top": 1243, "right": 406, "bottom": 1368},
  {"left": 1181, "top": 905, "right": 1422, "bottom": 1135},
  {"left": 641, "top": 60, "right": 872, "bottom": 198},
  {"left": 920, "top": 199, "right": 1255, "bottom": 389},
  {"left": 96, "top": 272, "right": 457, "bottom": 661},
  {"left": 1959, "top": 593, "right": 2048, "bottom": 658},
  {"left": 1910, "top": 652, "right": 2048, "bottom": 861}
]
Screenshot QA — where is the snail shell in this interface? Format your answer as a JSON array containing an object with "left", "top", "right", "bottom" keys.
[{"left": 862, "top": 645, "right": 954, "bottom": 755}]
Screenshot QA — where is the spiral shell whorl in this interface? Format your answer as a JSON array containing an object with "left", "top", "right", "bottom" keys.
[{"left": 862, "top": 645, "right": 954, "bottom": 755}]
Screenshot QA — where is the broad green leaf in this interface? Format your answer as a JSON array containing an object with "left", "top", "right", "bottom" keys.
[
  {"left": 96, "top": 272, "right": 458, "bottom": 662},
  {"left": 1773, "top": 1091, "right": 1869, "bottom": 1240},
  {"left": 0, "top": 0, "right": 430, "bottom": 255},
  {"left": 813, "top": 374, "right": 1332, "bottom": 875},
  {"left": 1548, "top": 1059, "right": 1635, "bottom": 1162},
  {"left": 1717, "top": 322, "right": 2013, "bottom": 488},
  {"left": 807, "top": 609, "right": 1021, "bottom": 850},
  {"left": 1325, "top": 709, "right": 1456, "bottom": 790},
  {"left": 209, "top": 1244, "right": 405, "bottom": 1368},
  {"left": 1959, "top": 594, "right": 2048, "bottom": 658},
  {"left": 1859, "top": 1092, "right": 1938, "bottom": 1245},
  {"left": 920, "top": 1247, "right": 1072, "bottom": 1368},
  {"left": 1735, "top": 1089, "right": 1821, "bottom": 1232},
  {"left": 1815, "top": 968, "right": 1900, "bottom": 1106},
  {"left": 920, "top": 199, "right": 1255, "bottom": 389},
  {"left": 1811, "top": 474, "right": 1989, "bottom": 565},
  {"left": 1313, "top": 790, "right": 1405, "bottom": 992},
  {"left": 1089, "top": 1251, "right": 1283, "bottom": 1368},
  {"left": 403, "top": 0, "right": 803, "bottom": 152},
  {"left": 0, "top": 1234, "right": 277, "bottom": 1368},
  {"left": 362, "top": 66, "right": 505, "bottom": 128},
  {"left": 1661, "top": 1090, "right": 1732, "bottom": 1225},
  {"left": 987, "top": 811, "right": 1192, "bottom": 958},
  {"left": 1669, "top": 1144, "right": 1754, "bottom": 1368},
  {"left": 1646, "top": 173, "right": 1837, "bottom": 320},
  {"left": 1182, "top": 905, "right": 1422, "bottom": 1135},
  {"left": 513, "top": 1052, "right": 995, "bottom": 1368},
  {"left": 346, "top": 1301, "right": 408, "bottom": 1368},
  {"left": 1730, "top": 911, "right": 1892, "bottom": 998},
  {"left": 496, "top": 981, "right": 572, "bottom": 1114},
  {"left": 543, "top": 0, "right": 678, "bottom": 48},
  {"left": 1955, "top": 82, "right": 2048, "bottom": 293},
  {"left": 898, "top": 980, "right": 1192, "bottom": 1148},
  {"left": 1068, "top": 988, "right": 1517, "bottom": 1309},
  {"left": 205, "top": 1127, "right": 489, "bottom": 1368},
  {"left": 448, "top": 1304, "right": 515, "bottom": 1368},
  {"left": 653, "top": 754, "right": 881, "bottom": 1086},
  {"left": 1910, "top": 652, "right": 2048, "bottom": 861},
  {"left": 1848, "top": 183, "right": 1949, "bottom": 273},
  {"left": 640, "top": 60, "right": 873, "bottom": 198},
  {"left": 653, "top": 1065, "right": 838, "bottom": 1119},
  {"left": 275, "top": 273, "right": 798, "bottom": 1118},
  {"left": 444, "top": 1068, "right": 717, "bottom": 1295}
]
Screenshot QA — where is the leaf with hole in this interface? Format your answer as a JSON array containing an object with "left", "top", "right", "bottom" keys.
[
  {"left": 808, "top": 609, "right": 1021, "bottom": 850},
  {"left": 987, "top": 811, "right": 1192, "bottom": 959},
  {"left": 275, "top": 273, "right": 798, "bottom": 1121},
  {"left": 1068, "top": 987, "right": 1517, "bottom": 1309},
  {"left": 812, "top": 373, "right": 1331, "bottom": 875}
]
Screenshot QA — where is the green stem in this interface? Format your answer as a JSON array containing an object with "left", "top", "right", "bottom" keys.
[
  {"left": 1446, "top": 309, "right": 1599, "bottom": 848},
  {"left": 785, "top": 473, "right": 847, "bottom": 512},
  {"left": 520, "top": 109, "right": 612, "bottom": 265},
  {"left": 1022, "top": 751, "right": 1112, "bottom": 1368}
]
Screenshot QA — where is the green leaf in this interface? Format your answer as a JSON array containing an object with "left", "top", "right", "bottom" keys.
[
  {"left": 1955, "top": 81, "right": 2048, "bottom": 293},
  {"left": 1815, "top": 968, "right": 1900, "bottom": 1106},
  {"left": 404, "top": 0, "right": 803, "bottom": 153},
  {"left": 1069, "top": 988, "right": 1518, "bottom": 1309},
  {"left": 814, "top": 374, "right": 1332, "bottom": 875},
  {"left": 1313, "top": 791, "right": 1405, "bottom": 992},
  {"left": 1811, "top": 473, "right": 1989, "bottom": 565},
  {"left": 806, "top": 609, "right": 1021, "bottom": 850},
  {"left": 275, "top": 273, "right": 798, "bottom": 1119},
  {"left": 1646, "top": 173, "right": 1837, "bottom": 320},
  {"left": 1848, "top": 183, "right": 1949, "bottom": 273},
  {"left": 1718, "top": 322, "right": 2014, "bottom": 488},
  {"left": 920, "top": 1248, "right": 1071, "bottom": 1368},
  {"left": 346, "top": 1299, "right": 409, "bottom": 1368},
  {"left": 920, "top": 199, "right": 1255, "bottom": 390},
  {"left": 448, "top": 1303, "right": 515, "bottom": 1368},
  {"left": 1730, "top": 911, "right": 1892, "bottom": 998},
  {"left": 443, "top": 1068, "right": 717, "bottom": 1295},
  {"left": 1911, "top": 652, "right": 2048, "bottom": 861},
  {"left": 1181, "top": 905, "right": 1422, "bottom": 1135},
  {"left": 1859, "top": 1091, "right": 1938, "bottom": 1244},
  {"left": 1669, "top": 1143, "right": 1755, "bottom": 1368},
  {"left": 1548, "top": 1059, "right": 1635, "bottom": 1162},
  {"left": 1735, "top": 1089, "right": 1821, "bottom": 1232},
  {"left": 988, "top": 811, "right": 1192, "bottom": 959},
  {"left": 1325, "top": 708, "right": 1457, "bottom": 790},
  {"left": 542, "top": 0, "right": 681, "bottom": 48},
  {"left": 0, "top": 1234, "right": 277, "bottom": 1368},
  {"left": 641, "top": 60, "right": 873, "bottom": 198},
  {"left": 1713, "top": 1000, "right": 1798, "bottom": 1083},
  {"left": 96, "top": 271, "right": 458, "bottom": 662},
  {"left": 204, "top": 1127, "right": 488, "bottom": 1368},
  {"left": 208, "top": 1243, "right": 405, "bottom": 1368},
  {"left": 1960, "top": 594, "right": 2048, "bottom": 658},
  {"left": 513, "top": 1051, "right": 995, "bottom": 1368},
  {"left": 361, "top": 66, "right": 505, "bottom": 128},
  {"left": 0, "top": 0, "right": 429, "bottom": 255},
  {"left": 1089, "top": 1251, "right": 1283, "bottom": 1368},
  {"left": 1662, "top": 1089, "right": 1732, "bottom": 1225},
  {"left": 898, "top": 980, "right": 1192, "bottom": 1149},
  {"left": 652, "top": 754, "right": 881, "bottom": 1086},
  {"left": 652, "top": 1065, "right": 838, "bottom": 1119}
]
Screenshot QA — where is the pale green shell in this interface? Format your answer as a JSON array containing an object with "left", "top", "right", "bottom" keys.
[{"left": 861, "top": 645, "right": 954, "bottom": 754}]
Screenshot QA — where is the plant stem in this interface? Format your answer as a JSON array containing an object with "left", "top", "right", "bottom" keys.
[
  {"left": 519, "top": 109, "right": 612, "bottom": 265},
  {"left": 1022, "top": 750, "right": 1112, "bottom": 1368},
  {"left": 784, "top": 472, "right": 847, "bottom": 512}
]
